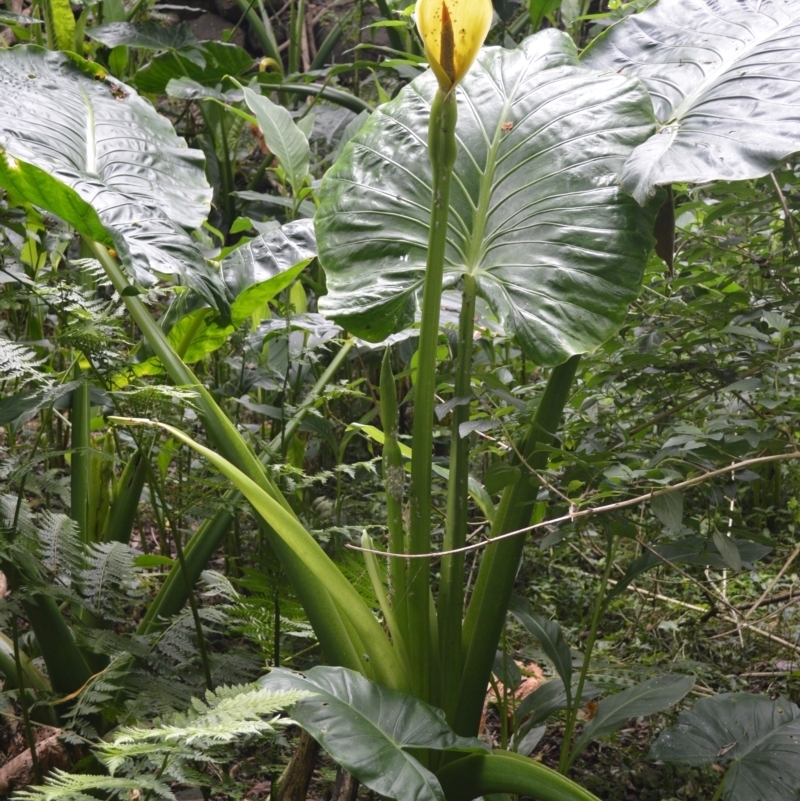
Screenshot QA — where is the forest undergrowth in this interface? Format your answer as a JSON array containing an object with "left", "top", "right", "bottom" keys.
[{"left": 1, "top": 0, "right": 799, "bottom": 800}]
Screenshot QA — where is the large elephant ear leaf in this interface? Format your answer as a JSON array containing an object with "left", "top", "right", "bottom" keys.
[
  {"left": 0, "top": 46, "right": 228, "bottom": 318},
  {"left": 650, "top": 693, "right": 800, "bottom": 801},
  {"left": 260, "top": 666, "right": 488, "bottom": 801},
  {"left": 582, "top": 0, "right": 800, "bottom": 204},
  {"left": 316, "top": 29, "right": 658, "bottom": 367}
]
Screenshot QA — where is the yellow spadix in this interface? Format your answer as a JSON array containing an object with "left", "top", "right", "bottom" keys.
[{"left": 415, "top": 0, "right": 493, "bottom": 93}]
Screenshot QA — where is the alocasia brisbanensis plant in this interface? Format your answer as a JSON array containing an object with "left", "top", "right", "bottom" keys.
[{"left": 2, "top": 0, "right": 800, "bottom": 799}]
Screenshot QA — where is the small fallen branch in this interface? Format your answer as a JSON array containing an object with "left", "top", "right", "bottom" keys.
[{"left": 0, "top": 728, "right": 67, "bottom": 794}]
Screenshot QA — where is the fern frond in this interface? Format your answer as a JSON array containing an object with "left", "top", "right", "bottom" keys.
[
  {"left": 0, "top": 492, "right": 37, "bottom": 540},
  {"left": 110, "top": 384, "right": 200, "bottom": 417},
  {"left": 80, "top": 542, "right": 143, "bottom": 621},
  {"left": 74, "top": 628, "right": 150, "bottom": 659},
  {"left": 199, "top": 569, "right": 239, "bottom": 603},
  {"left": 61, "top": 653, "right": 132, "bottom": 736},
  {"left": 123, "top": 672, "right": 195, "bottom": 718},
  {"left": 98, "top": 684, "right": 312, "bottom": 773},
  {"left": 0, "top": 339, "right": 47, "bottom": 383},
  {"left": 38, "top": 511, "right": 83, "bottom": 583},
  {"left": 14, "top": 769, "right": 172, "bottom": 801},
  {"left": 22, "top": 469, "right": 71, "bottom": 503},
  {"left": 68, "top": 259, "right": 111, "bottom": 288}
]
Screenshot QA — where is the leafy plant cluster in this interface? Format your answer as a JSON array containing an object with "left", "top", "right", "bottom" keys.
[{"left": 1, "top": 0, "right": 800, "bottom": 800}]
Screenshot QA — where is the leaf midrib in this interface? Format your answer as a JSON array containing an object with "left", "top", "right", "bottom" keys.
[
  {"left": 80, "top": 86, "right": 97, "bottom": 176},
  {"left": 728, "top": 705, "right": 800, "bottom": 764}
]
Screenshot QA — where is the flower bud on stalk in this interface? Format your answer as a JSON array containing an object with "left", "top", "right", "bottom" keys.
[
  {"left": 415, "top": 0, "right": 493, "bottom": 94},
  {"left": 405, "top": 0, "right": 492, "bottom": 707}
]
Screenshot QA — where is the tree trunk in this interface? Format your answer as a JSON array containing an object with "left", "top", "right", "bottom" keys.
[
  {"left": 273, "top": 730, "right": 320, "bottom": 801},
  {"left": 331, "top": 767, "right": 359, "bottom": 801}
]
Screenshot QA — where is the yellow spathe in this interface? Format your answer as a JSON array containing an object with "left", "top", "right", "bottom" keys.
[{"left": 415, "top": 0, "right": 493, "bottom": 93}]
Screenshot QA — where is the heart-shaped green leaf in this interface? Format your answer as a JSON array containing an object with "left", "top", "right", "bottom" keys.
[
  {"left": 650, "top": 693, "right": 800, "bottom": 801},
  {"left": 0, "top": 47, "right": 227, "bottom": 317},
  {"left": 316, "top": 30, "right": 658, "bottom": 367},
  {"left": 260, "top": 666, "right": 488, "bottom": 801},
  {"left": 134, "top": 40, "right": 253, "bottom": 95},
  {"left": 583, "top": 0, "right": 800, "bottom": 203},
  {"left": 223, "top": 219, "right": 317, "bottom": 321}
]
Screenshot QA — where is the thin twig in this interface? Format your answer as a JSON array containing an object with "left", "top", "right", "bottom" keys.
[
  {"left": 769, "top": 171, "right": 800, "bottom": 256},
  {"left": 347, "top": 449, "right": 800, "bottom": 559},
  {"left": 623, "top": 344, "right": 800, "bottom": 439},
  {"left": 744, "top": 540, "right": 800, "bottom": 620},
  {"left": 615, "top": 581, "right": 800, "bottom": 654}
]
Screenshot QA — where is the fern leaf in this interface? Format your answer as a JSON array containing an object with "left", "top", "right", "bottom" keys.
[
  {"left": 80, "top": 542, "right": 143, "bottom": 620},
  {"left": 13, "top": 769, "right": 173, "bottom": 801},
  {"left": 0, "top": 339, "right": 46, "bottom": 383}
]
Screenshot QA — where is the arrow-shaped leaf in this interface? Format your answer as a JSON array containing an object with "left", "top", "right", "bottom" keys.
[
  {"left": 583, "top": 0, "right": 800, "bottom": 203},
  {"left": 316, "top": 30, "right": 658, "bottom": 367},
  {"left": 0, "top": 47, "right": 227, "bottom": 317},
  {"left": 260, "top": 666, "right": 488, "bottom": 801},
  {"left": 571, "top": 674, "right": 695, "bottom": 762},
  {"left": 650, "top": 693, "right": 800, "bottom": 801}
]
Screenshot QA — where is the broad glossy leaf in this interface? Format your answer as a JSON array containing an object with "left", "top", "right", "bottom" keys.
[
  {"left": 167, "top": 77, "right": 242, "bottom": 103},
  {"left": 0, "top": 381, "right": 80, "bottom": 427},
  {"left": 223, "top": 220, "right": 316, "bottom": 300},
  {"left": 583, "top": 0, "right": 800, "bottom": 203},
  {"left": 135, "top": 221, "right": 317, "bottom": 368},
  {"left": 650, "top": 693, "right": 800, "bottom": 801},
  {"left": 316, "top": 30, "right": 657, "bottom": 367},
  {"left": 0, "top": 47, "right": 227, "bottom": 316},
  {"left": 88, "top": 21, "right": 197, "bottom": 50},
  {"left": 572, "top": 674, "right": 695, "bottom": 757},
  {"left": 260, "top": 666, "right": 488, "bottom": 801},
  {"left": 134, "top": 41, "right": 253, "bottom": 95},
  {"left": 0, "top": 10, "right": 42, "bottom": 25}
]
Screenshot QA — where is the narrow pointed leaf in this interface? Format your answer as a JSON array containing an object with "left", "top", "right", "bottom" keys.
[
  {"left": 260, "top": 666, "right": 488, "bottom": 801},
  {"left": 0, "top": 47, "right": 227, "bottom": 317},
  {"left": 583, "top": 0, "right": 800, "bottom": 203},
  {"left": 108, "top": 416, "right": 404, "bottom": 688},
  {"left": 572, "top": 674, "right": 695, "bottom": 758},
  {"left": 509, "top": 594, "right": 572, "bottom": 689},
  {"left": 240, "top": 85, "right": 310, "bottom": 198},
  {"left": 607, "top": 536, "right": 771, "bottom": 602},
  {"left": 514, "top": 678, "right": 602, "bottom": 730},
  {"left": 650, "top": 693, "right": 800, "bottom": 801},
  {"left": 316, "top": 30, "right": 657, "bottom": 367}
]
